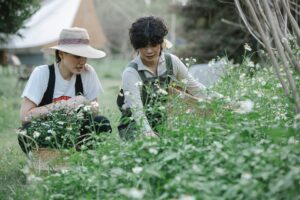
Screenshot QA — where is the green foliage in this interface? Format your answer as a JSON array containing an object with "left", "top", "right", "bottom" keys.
[
  {"left": 177, "top": 0, "right": 258, "bottom": 62},
  {"left": 22, "top": 106, "right": 97, "bottom": 150},
  {"left": 0, "top": 0, "right": 40, "bottom": 43},
  {"left": 16, "top": 56, "right": 300, "bottom": 199}
]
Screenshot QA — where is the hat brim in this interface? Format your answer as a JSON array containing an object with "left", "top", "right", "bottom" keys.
[{"left": 41, "top": 45, "right": 106, "bottom": 59}]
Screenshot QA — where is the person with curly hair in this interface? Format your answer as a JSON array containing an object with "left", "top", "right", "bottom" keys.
[{"left": 117, "top": 16, "right": 221, "bottom": 140}]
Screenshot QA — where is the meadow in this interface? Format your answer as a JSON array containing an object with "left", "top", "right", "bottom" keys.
[{"left": 0, "top": 53, "right": 299, "bottom": 200}]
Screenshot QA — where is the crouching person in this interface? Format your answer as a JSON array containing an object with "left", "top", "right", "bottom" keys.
[
  {"left": 117, "top": 16, "right": 222, "bottom": 140},
  {"left": 18, "top": 27, "right": 112, "bottom": 154}
]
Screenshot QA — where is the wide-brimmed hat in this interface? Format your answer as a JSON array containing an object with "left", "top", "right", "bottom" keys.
[{"left": 42, "top": 27, "right": 106, "bottom": 58}]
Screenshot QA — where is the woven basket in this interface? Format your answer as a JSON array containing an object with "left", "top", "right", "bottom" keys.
[
  {"left": 167, "top": 87, "right": 212, "bottom": 117},
  {"left": 29, "top": 148, "right": 70, "bottom": 172}
]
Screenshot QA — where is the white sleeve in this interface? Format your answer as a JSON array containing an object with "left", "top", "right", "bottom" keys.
[
  {"left": 84, "top": 66, "right": 104, "bottom": 101},
  {"left": 171, "top": 55, "right": 208, "bottom": 98},
  {"left": 122, "top": 69, "right": 153, "bottom": 133},
  {"left": 21, "top": 66, "right": 48, "bottom": 106}
]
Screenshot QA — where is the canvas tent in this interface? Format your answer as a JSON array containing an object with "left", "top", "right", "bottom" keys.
[{"left": 1, "top": 0, "right": 106, "bottom": 66}]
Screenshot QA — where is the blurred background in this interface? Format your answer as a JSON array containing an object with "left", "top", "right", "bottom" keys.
[
  {"left": 0, "top": 0, "right": 257, "bottom": 67},
  {"left": 0, "top": 0, "right": 260, "bottom": 102}
]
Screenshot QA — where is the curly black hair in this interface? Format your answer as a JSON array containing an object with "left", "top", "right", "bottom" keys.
[{"left": 129, "top": 16, "right": 168, "bottom": 50}]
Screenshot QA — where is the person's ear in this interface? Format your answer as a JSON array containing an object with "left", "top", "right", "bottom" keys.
[{"left": 58, "top": 51, "right": 64, "bottom": 60}]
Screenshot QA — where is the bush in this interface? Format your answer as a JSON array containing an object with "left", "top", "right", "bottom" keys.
[{"left": 16, "top": 55, "right": 300, "bottom": 199}]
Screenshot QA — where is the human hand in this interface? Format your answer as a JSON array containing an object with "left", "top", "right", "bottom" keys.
[{"left": 65, "top": 95, "right": 89, "bottom": 109}]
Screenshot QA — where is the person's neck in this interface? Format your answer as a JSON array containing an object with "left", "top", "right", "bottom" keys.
[
  {"left": 142, "top": 57, "right": 159, "bottom": 74},
  {"left": 58, "top": 63, "right": 72, "bottom": 80}
]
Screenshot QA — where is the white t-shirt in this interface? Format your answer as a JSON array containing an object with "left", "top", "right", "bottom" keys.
[{"left": 22, "top": 63, "right": 103, "bottom": 105}]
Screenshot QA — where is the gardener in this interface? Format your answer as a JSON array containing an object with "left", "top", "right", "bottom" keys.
[
  {"left": 117, "top": 16, "right": 222, "bottom": 140},
  {"left": 18, "top": 27, "right": 112, "bottom": 153}
]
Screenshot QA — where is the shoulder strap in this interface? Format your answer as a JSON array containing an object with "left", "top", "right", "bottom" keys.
[
  {"left": 128, "top": 62, "right": 147, "bottom": 82},
  {"left": 39, "top": 64, "right": 55, "bottom": 107},
  {"left": 164, "top": 53, "right": 174, "bottom": 76},
  {"left": 75, "top": 75, "right": 84, "bottom": 95}
]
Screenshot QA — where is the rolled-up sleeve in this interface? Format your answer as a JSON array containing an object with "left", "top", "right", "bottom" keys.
[
  {"left": 171, "top": 55, "right": 208, "bottom": 98},
  {"left": 171, "top": 55, "right": 223, "bottom": 99}
]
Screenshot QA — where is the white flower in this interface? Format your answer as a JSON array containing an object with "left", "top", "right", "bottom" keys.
[
  {"left": 192, "top": 58, "right": 197, "bottom": 62},
  {"left": 83, "top": 105, "right": 91, "bottom": 112},
  {"left": 57, "top": 121, "right": 64, "bottom": 125},
  {"left": 213, "top": 141, "right": 223, "bottom": 149},
  {"left": 119, "top": 188, "right": 145, "bottom": 199},
  {"left": 241, "top": 172, "right": 252, "bottom": 180},
  {"left": 215, "top": 167, "right": 225, "bottom": 175},
  {"left": 101, "top": 155, "right": 108, "bottom": 161},
  {"left": 33, "top": 131, "right": 41, "bottom": 138},
  {"left": 157, "top": 88, "right": 168, "bottom": 95},
  {"left": 66, "top": 126, "right": 73, "bottom": 131},
  {"left": 134, "top": 81, "right": 143, "bottom": 87},
  {"left": 254, "top": 90, "right": 264, "bottom": 98},
  {"left": 47, "top": 129, "right": 56, "bottom": 135},
  {"left": 17, "top": 129, "right": 26, "bottom": 135},
  {"left": 244, "top": 43, "right": 252, "bottom": 51},
  {"left": 234, "top": 99, "right": 254, "bottom": 114},
  {"left": 148, "top": 147, "right": 158, "bottom": 155},
  {"left": 45, "top": 136, "right": 51, "bottom": 141},
  {"left": 27, "top": 174, "right": 42, "bottom": 182},
  {"left": 248, "top": 61, "right": 255, "bottom": 67},
  {"left": 158, "top": 106, "right": 165, "bottom": 110},
  {"left": 197, "top": 98, "right": 206, "bottom": 103},
  {"left": 288, "top": 137, "right": 299, "bottom": 145},
  {"left": 276, "top": 83, "right": 282, "bottom": 88},
  {"left": 253, "top": 148, "right": 263, "bottom": 155},
  {"left": 186, "top": 108, "right": 192, "bottom": 114},
  {"left": 132, "top": 166, "right": 143, "bottom": 174},
  {"left": 181, "top": 79, "right": 188, "bottom": 84},
  {"left": 239, "top": 73, "right": 246, "bottom": 79},
  {"left": 208, "top": 59, "right": 216, "bottom": 67},
  {"left": 91, "top": 101, "right": 99, "bottom": 108},
  {"left": 179, "top": 195, "right": 196, "bottom": 200}
]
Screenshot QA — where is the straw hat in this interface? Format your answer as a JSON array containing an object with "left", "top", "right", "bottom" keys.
[{"left": 42, "top": 27, "right": 106, "bottom": 58}]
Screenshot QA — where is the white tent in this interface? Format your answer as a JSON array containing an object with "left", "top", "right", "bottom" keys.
[
  {"left": 3, "top": 0, "right": 80, "bottom": 49},
  {"left": 1, "top": 0, "right": 106, "bottom": 51}
]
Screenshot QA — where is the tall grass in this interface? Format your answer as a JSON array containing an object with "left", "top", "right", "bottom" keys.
[{"left": 14, "top": 59, "right": 300, "bottom": 200}]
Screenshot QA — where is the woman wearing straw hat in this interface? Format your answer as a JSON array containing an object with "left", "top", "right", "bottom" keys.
[
  {"left": 117, "top": 16, "right": 222, "bottom": 140},
  {"left": 18, "top": 27, "right": 112, "bottom": 153}
]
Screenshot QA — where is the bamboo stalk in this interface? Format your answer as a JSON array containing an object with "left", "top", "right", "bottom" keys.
[
  {"left": 234, "top": 0, "right": 264, "bottom": 46},
  {"left": 282, "top": 0, "right": 300, "bottom": 44},
  {"left": 239, "top": 0, "right": 290, "bottom": 97},
  {"left": 262, "top": 0, "right": 300, "bottom": 112}
]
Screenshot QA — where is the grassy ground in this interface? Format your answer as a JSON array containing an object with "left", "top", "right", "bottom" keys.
[
  {"left": 1, "top": 56, "right": 300, "bottom": 199},
  {"left": 0, "top": 57, "right": 126, "bottom": 200}
]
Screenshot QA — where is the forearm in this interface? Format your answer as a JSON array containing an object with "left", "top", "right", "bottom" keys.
[
  {"left": 21, "top": 100, "right": 67, "bottom": 124},
  {"left": 131, "top": 105, "right": 153, "bottom": 133}
]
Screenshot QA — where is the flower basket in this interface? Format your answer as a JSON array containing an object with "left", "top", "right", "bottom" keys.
[
  {"left": 167, "top": 86, "right": 212, "bottom": 117},
  {"left": 28, "top": 148, "right": 70, "bottom": 172}
]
